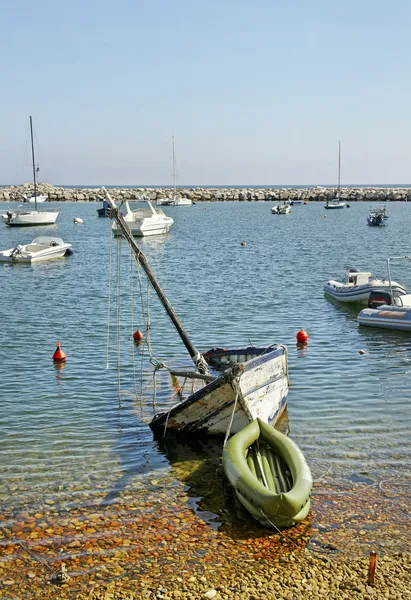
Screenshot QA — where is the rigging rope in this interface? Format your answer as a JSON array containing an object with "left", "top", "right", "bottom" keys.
[
  {"left": 106, "top": 221, "right": 114, "bottom": 369},
  {"left": 115, "top": 235, "right": 121, "bottom": 404},
  {"left": 223, "top": 377, "right": 241, "bottom": 448}
]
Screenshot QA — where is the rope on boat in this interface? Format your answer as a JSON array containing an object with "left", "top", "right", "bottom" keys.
[
  {"left": 115, "top": 235, "right": 122, "bottom": 404},
  {"left": 106, "top": 219, "right": 114, "bottom": 369},
  {"left": 223, "top": 377, "right": 241, "bottom": 448},
  {"left": 130, "top": 248, "right": 138, "bottom": 396}
]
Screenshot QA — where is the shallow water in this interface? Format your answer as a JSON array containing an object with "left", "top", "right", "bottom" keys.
[{"left": 0, "top": 200, "right": 410, "bottom": 589}]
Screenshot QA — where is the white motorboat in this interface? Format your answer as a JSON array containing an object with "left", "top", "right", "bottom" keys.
[
  {"left": 112, "top": 198, "right": 174, "bottom": 237},
  {"left": 157, "top": 136, "right": 192, "bottom": 207},
  {"left": 0, "top": 236, "right": 72, "bottom": 263},
  {"left": 271, "top": 203, "right": 291, "bottom": 214},
  {"left": 358, "top": 256, "right": 411, "bottom": 331},
  {"left": 3, "top": 117, "right": 59, "bottom": 226},
  {"left": 324, "top": 268, "right": 406, "bottom": 304},
  {"left": 325, "top": 199, "right": 346, "bottom": 209},
  {"left": 325, "top": 141, "right": 346, "bottom": 209},
  {"left": 23, "top": 194, "right": 48, "bottom": 203}
]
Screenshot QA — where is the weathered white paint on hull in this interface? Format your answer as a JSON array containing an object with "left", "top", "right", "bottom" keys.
[{"left": 150, "top": 346, "right": 289, "bottom": 435}]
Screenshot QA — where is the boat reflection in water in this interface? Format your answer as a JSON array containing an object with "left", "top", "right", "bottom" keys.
[{"left": 152, "top": 409, "right": 313, "bottom": 539}]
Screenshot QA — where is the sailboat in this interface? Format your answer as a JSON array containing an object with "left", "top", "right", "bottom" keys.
[
  {"left": 157, "top": 136, "right": 192, "bottom": 206},
  {"left": 325, "top": 141, "right": 346, "bottom": 209},
  {"left": 104, "top": 188, "right": 289, "bottom": 436},
  {"left": 2, "top": 117, "right": 59, "bottom": 226}
]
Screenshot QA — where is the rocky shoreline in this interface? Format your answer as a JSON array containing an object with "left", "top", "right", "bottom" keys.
[{"left": 1, "top": 182, "right": 411, "bottom": 203}]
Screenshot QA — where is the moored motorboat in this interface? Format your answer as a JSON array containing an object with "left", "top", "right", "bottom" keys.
[
  {"left": 324, "top": 268, "right": 406, "bottom": 304},
  {"left": 222, "top": 418, "right": 312, "bottom": 528},
  {"left": 111, "top": 198, "right": 174, "bottom": 236},
  {"left": 367, "top": 209, "right": 385, "bottom": 226},
  {"left": 0, "top": 236, "right": 72, "bottom": 263},
  {"left": 271, "top": 203, "right": 291, "bottom": 214}
]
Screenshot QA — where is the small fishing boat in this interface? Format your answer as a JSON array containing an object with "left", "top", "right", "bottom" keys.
[
  {"left": 222, "top": 418, "right": 312, "bottom": 528},
  {"left": 104, "top": 188, "right": 289, "bottom": 436},
  {"left": 150, "top": 345, "right": 289, "bottom": 435},
  {"left": 97, "top": 198, "right": 111, "bottom": 217},
  {"left": 324, "top": 268, "right": 406, "bottom": 304},
  {"left": 0, "top": 236, "right": 72, "bottom": 263},
  {"left": 290, "top": 200, "right": 303, "bottom": 206},
  {"left": 271, "top": 203, "right": 291, "bottom": 214},
  {"left": 367, "top": 208, "right": 386, "bottom": 226},
  {"left": 358, "top": 256, "right": 411, "bottom": 331},
  {"left": 111, "top": 197, "right": 174, "bottom": 237}
]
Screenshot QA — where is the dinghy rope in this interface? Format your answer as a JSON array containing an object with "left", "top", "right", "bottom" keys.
[
  {"left": 223, "top": 377, "right": 241, "bottom": 448},
  {"left": 258, "top": 508, "right": 304, "bottom": 557}
]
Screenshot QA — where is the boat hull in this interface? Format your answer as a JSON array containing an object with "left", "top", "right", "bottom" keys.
[
  {"left": 223, "top": 418, "right": 312, "bottom": 528},
  {"left": 0, "top": 236, "right": 72, "bottom": 263},
  {"left": 324, "top": 202, "right": 346, "bottom": 209},
  {"left": 358, "top": 305, "right": 411, "bottom": 331},
  {"left": 324, "top": 280, "right": 406, "bottom": 304},
  {"left": 149, "top": 345, "right": 289, "bottom": 435},
  {"left": 2, "top": 210, "right": 59, "bottom": 226}
]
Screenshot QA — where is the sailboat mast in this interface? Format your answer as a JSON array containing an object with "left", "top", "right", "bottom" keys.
[
  {"left": 337, "top": 140, "right": 341, "bottom": 195},
  {"left": 172, "top": 135, "right": 176, "bottom": 201},
  {"left": 103, "top": 188, "right": 210, "bottom": 375},
  {"left": 29, "top": 116, "right": 37, "bottom": 211}
]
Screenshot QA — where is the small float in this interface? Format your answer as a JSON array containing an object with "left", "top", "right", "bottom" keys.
[
  {"left": 358, "top": 256, "right": 411, "bottom": 331},
  {"left": 324, "top": 268, "right": 406, "bottom": 304},
  {"left": 222, "top": 418, "right": 312, "bottom": 528},
  {"left": 0, "top": 236, "right": 72, "bottom": 263}
]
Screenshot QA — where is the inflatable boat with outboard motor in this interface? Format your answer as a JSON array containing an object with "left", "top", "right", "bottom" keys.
[
  {"left": 324, "top": 268, "right": 406, "bottom": 304},
  {"left": 358, "top": 256, "right": 411, "bottom": 331}
]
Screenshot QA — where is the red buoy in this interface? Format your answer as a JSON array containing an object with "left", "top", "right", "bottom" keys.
[
  {"left": 133, "top": 329, "right": 143, "bottom": 341},
  {"left": 53, "top": 341, "right": 66, "bottom": 362},
  {"left": 296, "top": 329, "right": 308, "bottom": 343}
]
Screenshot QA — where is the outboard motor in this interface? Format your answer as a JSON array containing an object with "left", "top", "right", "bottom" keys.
[{"left": 368, "top": 291, "right": 392, "bottom": 308}]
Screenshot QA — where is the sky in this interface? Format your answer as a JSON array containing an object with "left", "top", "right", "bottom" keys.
[{"left": 1, "top": 0, "right": 411, "bottom": 186}]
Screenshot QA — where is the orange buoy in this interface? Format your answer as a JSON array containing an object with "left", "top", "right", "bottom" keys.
[
  {"left": 133, "top": 329, "right": 143, "bottom": 341},
  {"left": 53, "top": 341, "right": 66, "bottom": 362},
  {"left": 296, "top": 329, "right": 308, "bottom": 343}
]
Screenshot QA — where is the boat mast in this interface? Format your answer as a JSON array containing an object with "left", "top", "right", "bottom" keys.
[
  {"left": 103, "top": 188, "right": 210, "bottom": 375},
  {"left": 172, "top": 135, "right": 176, "bottom": 202},
  {"left": 337, "top": 140, "right": 341, "bottom": 198},
  {"left": 29, "top": 116, "right": 37, "bottom": 211}
]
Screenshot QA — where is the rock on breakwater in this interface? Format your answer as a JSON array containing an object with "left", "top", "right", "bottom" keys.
[{"left": 1, "top": 182, "right": 411, "bottom": 203}]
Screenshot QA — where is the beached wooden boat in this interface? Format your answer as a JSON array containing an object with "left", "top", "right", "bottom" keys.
[
  {"left": 150, "top": 345, "right": 289, "bottom": 435},
  {"left": 223, "top": 418, "right": 312, "bottom": 528},
  {"left": 104, "top": 189, "right": 290, "bottom": 436}
]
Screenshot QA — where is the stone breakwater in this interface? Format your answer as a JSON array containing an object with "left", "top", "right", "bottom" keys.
[{"left": 1, "top": 182, "right": 411, "bottom": 203}]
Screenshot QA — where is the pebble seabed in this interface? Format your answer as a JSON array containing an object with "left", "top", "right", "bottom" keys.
[{"left": 0, "top": 461, "right": 410, "bottom": 600}]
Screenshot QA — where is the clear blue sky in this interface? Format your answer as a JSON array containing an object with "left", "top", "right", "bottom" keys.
[{"left": 1, "top": 0, "right": 410, "bottom": 186}]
